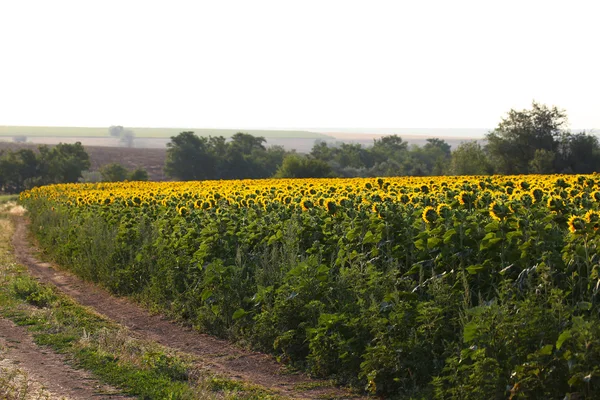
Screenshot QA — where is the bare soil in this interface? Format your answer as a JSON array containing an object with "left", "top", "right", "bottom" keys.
[
  {"left": 0, "top": 318, "right": 129, "bottom": 400},
  {"left": 11, "top": 216, "right": 366, "bottom": 400}
]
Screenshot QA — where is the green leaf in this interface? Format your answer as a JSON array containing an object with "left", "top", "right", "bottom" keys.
[
  {"left": 363, "top": 230, "right": 377, "bottom": 244},
  {"left": 577, "top": 301, "right": 592, "bottom": 311},
  {"left": 556, "top": 330, "right": 572, "bottom": 350},
  {"left": 506, "top": 231, "right": 523, "bottom": 241},
  {"left": 427, "top": 237, "right": 441, "bottom": 248},
  {"left": 201, "top": 289, "right": 213, "bottom": 302},
  {"left": 414, "top": 239, "right": 426, "bottom": 251},
  {"left": 443, "top": 229, "right": 456, "bottom": 243},
  {"left": 232, "top": 308, "right": 248, "bottom": 320},
  {"left": 466, "top": 264, "right": 485, "bottom": 275},
  {"left": 484, "top": 221, "right": 499, "bottom": 232},
  {"left": 463, "top": 321, "right": 479, "bottom": 343},
  {"left": 404, "top": 263, "right": 422, "bottom": 276},
  {"left": 539, "top": 344, "right": 553, "bottom": 356}
]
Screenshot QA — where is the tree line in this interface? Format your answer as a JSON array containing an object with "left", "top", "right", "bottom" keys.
[
  {"left": 2, "top": 102, "right": 599, "bottom": 194},
  {"left": 0, "top": 143, "right": 149, "bottom": 194},
  {"left": 0, "top": 142, "right": 90, "bottom": 193},
  {"left": 164, "top": 102, "right": 600, "bottom": 180}
]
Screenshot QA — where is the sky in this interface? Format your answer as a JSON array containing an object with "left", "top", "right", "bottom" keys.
[{"left": 0, "top": 0, "right": 598, "bottom": 131}]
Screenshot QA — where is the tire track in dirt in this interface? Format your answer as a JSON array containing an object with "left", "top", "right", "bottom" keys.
[
  {"left": 12, "top": 216, "right": 365, "bottom": 400},
  {"left": 0, "top": 317, "right": 130, "bottom": 400}
]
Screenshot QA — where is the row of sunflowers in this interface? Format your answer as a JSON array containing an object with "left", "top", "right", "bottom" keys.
[{"left": 20, "top": 174, "right": 600, "bottom": 397}]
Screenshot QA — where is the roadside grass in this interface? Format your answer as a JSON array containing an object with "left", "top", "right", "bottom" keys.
[
  {"left": 0, "top": 343, "right": 56, "bottom": 400},
  {"left": 0, "top": 195, "right": 18, "bottom": 205},
  {"left": 0, "top": 215, "right": 283, "bottom": 400}
]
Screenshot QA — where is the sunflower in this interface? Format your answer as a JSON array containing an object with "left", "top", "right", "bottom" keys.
[
  {"left": 567, "top": 215, "right": 586, "bottom": 234},
  {"left": 436, "top": 203, "right": 451, "bottom": 219},
  {"left": 177, "top": 206, "right": 189, "bottom": 216},
  {"left": 489, "top": 201, "right": 509, "bottom": 221},
  {"left": 422, "top": 206, "right": 438, "bottom": 224},
  {"left": 585, "top": 210, "right": 600, "bottom": 230}
]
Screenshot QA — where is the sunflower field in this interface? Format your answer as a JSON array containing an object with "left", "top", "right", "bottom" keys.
[{"left": 20, "top": 175, "right": 600, "bottom": 398}]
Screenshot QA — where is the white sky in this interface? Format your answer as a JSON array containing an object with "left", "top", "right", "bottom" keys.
[{"left": 0, "top": 0, "right": 598, "bottom": 130}]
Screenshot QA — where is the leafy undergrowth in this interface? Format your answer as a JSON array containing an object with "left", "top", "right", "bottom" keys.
[{"left": 0, "top": 215, "right": 281, "bottom": 400}]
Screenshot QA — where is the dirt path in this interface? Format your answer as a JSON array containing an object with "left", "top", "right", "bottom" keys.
[
  {"left": 11, "top": 216, "right": 365, "bottom": 400},
  {"left": 0, "top": 318, "right": 129, "bottom": 400}
]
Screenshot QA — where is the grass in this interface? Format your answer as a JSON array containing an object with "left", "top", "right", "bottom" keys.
[
  {"left": 0, "top": 126, "right": 333, "bottom": 139},
  {"left": 0, "top": 214, "right": 284, "bottom": 400},
  {"left": 0, "top": 195, "right": 18, "bottom": 205},
  {"left": 0, "top": 344, "right": 56, "bottom": 400}
]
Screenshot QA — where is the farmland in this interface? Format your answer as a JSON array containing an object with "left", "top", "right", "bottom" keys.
[
  {"left": 0, "top": 126, "right": 332, "bottom": 139},
  {"left": 20, "top": 174, "right": 600, "bottom": 398}
]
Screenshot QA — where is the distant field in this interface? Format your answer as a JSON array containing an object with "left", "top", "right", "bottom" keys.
[
  {"left": 0, "top": 126, "right": 333, "bottom": 139},
  {"left": 0, "top": 142, "right": 168, "bottom": 181}
]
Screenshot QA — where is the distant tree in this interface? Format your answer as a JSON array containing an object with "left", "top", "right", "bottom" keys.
[
  {"left": 78, "top": 170, "right": 103, "bottom": 183},
  {"left": 371, "top": 135, "right": 409, "bottom": 164},
  {"left": 407, "top": 138, "right": 452, "bottom": 176},
  {"left": 109, "top": 125, "right": 124, "bottom": 137},
  {"left": 222, "top": 133, "right": 269, "bottom": 179},
  {"left": 450, "top": 141, "right": 492, "bottom": 175},
  {"left": 129, "top": 167, "right": 149, "bottom": 181},
  {"left": 164, "top": 132, "right": 217, "bottom": 180},
  {"left": 486, "top": 102, "right": 568, "bottom": 174},
  {"left": 274, "top": 154, "right": 332, "bottom": 178},
  {"left": 0, "top": 143, "right": 90, "bottom": 193},
  {"left": 0, "top": 149, "right": 39, "bottom": 192},
  {"left": 100, "top": 163, "right": 129, "bottom": 182},
  {"left": 528, "top": 149, "right": 556, "bottom": 174},
  {"left": 555, "top": 132, "right": 600, "bottom": 173},
  {"left": 37, "top": 142, "right": 90, "bottom": 185},
  {"left": 109, "top": 125, "right": 135, "bottom": 147},
  {"left": 311, "top": 140, "right": 336, "bottom": 161}
]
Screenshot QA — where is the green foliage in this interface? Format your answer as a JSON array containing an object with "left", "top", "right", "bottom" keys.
[
  {"left": 450, "top": 141, "right": 493, "bottom": 175},
  {"left": 100, "top": 163, "right": 129, "bottom": 182},
  {"left": 0, "top": 217, "right": 278, "bottom": 400},
  {"left": 23, "top": 174, "right": 600, "bottom": 398},
  {"left": 11, "top": 276, "right": 57, "bottom": 307},
  {"left": 129, "top": 167, "right": 149, "bottom": 181},
  {"left": 274, "top": 154, "right": 333, "bottom": 178}
]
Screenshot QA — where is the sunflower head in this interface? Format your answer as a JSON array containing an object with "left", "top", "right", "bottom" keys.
[
  {"left": 422, "top": 206, "right": 438, "bottom": 224},
  {"left": 518, "top": 193, "right": 534, "bottom": 207},
  {"left": 568, "top": 215, "right": 586, "bottom": 234},
  {"left": 585, "top": 210, "right": 600, "bottom": 230},
  {"left": 547, "top": 196, "right": 565, "bottom": 213},
  {"left": 489, "top": 201, "right": 508, "bottom": 221},
  {"left": 301, "top": 198, "right": 313, "bottom": 211},
  {"left": 325, "top": 199, "right": 337, "bottom": 215},
  {"left": 436, "top": 203, "right": 451, "bottom": 219},
  {"left": 177, "top": 206, "right": 189, "bottom": 216},
  {"left": 531, "top": 188, "right": 544, "bottom": 203}
]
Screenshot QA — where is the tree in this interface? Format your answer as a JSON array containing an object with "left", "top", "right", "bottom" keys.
[
  {"left": 450, "top": 141, "right": 493, "bottom": 175},
  {"left": 274, "top": 154, "right": 332, "bottom": 178},
  {"left": 485, "top": 102, "right": 568, "bottom": 174},
  {"left": 222, "top": 133, "right": 269, "bottom": 179},
  {"left": 109, "top": 125, "right": 135, "bottom": 147},
  {"left": 0, "top": 149, "right": 39, "bottom": 193},
  {"left": 100, "top": 163, "right": 129, "bottom": 182},
  {"left": 555, "top": 132, "right": 600, "bottom": 174},
  {"left": 371, "top": 135, "right": 408, "bottom": 164},
  {"left": 164, "top": 132, "right": 217, "bottom": 180},
  {"left": 0, "top": 143, "right": 90, "bottom": 193},
  {"left": 129, "top": 168, "right": 149, "bottom": 181},
  {"left": 38, "top": 142, "right": 90, "bottom": 184}
]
